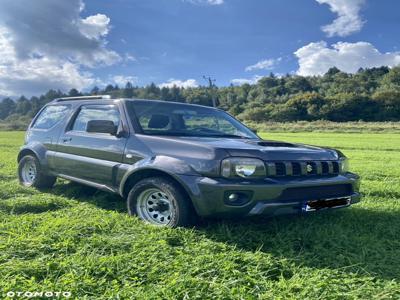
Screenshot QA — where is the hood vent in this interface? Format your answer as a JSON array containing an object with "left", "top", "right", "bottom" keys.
[{"left": 257, "top": 141, "right": 295, "bottom": 147}]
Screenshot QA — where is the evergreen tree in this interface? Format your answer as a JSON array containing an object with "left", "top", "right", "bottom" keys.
[{"left": 0, "top": 98, "right": 16, "bottom": 119}]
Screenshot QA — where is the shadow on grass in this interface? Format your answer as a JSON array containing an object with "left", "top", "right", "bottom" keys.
[
  {"left": 50, "top": 180, "right": 127, "bottom": 213},
  {"left": 38, "top": 180, "right": 400, "bottom": 281},
  {"left": 0, "top": 200, "right": 72, "bottom": 214},
  {"left": 199, "top": 207, "right": 400, "bottom": 281},
  {"left": 0, "top": 174, "right": 16, "bottom": 181}
]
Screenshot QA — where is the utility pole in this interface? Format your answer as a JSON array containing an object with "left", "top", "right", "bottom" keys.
[{"left": 203, "top": 76, "right": 217, "bottom": 107}]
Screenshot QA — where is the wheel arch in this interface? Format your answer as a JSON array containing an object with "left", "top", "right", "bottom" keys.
[
  {"left": 121, "top": 168, "right": 192, "bottom": 200},
  {"left": 18, "top": 143, "right": 48, "bottom": 165},
  {"left": 17, "top": 148, "right": 39, "bottom": 162}
]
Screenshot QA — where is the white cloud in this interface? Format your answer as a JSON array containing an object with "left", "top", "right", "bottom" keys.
[
  {"left": 124, "top": 53, "right": 137, "bottom": 62},
  {"left": 245, "top": 58, "right": 281, "bottom": 72},
  {"left": 112, "top": 75, "right": 139, "bottom": 86},
  {"left": 231, "top": 75, "right": 263, "bottom": 86},
  {"left": 0, "top": 0, "right": 120, "bottom": 67},
  {"left": 294, "top": 41, "right": 400, "bottom": 76},
  {"left": 0, "top": 0, "right": 121, "bottom": 96},
  {"left": 184, "top": 0, "right": 224, "bottom": 5},
  {"left": 206, "top": 0, "right": 224, "bottom": 4},
  {"left": 159, "top": 79, "right": 199, "bottom": 88},
  {"left": 79, "top": 14, "right": 110, "bottom": 40},
  {"left": 0, "top": 27, "right": 95, "bottom": 96},
  {"left": 316, "top": 0, "right": 365, "bottom": 37}
]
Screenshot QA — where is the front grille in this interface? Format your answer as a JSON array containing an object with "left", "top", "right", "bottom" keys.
[
  {"left": 277, "top": 184, "right": 353, "bottom": 202},
  {"left": 321, "top": 161, "right": 329, "bottom": 174},
  {"left": 292, "top": 162, "right": 301, "bottom": 175},
  {"left": 275, "top": 162, "right": 286, "bottom": 176},
  {"left": 266, "top": 161, "right": 340, "bottom": 177}
]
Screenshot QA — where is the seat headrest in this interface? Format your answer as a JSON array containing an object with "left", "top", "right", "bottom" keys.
[{"left": 148, "top": 114, "right": 170, "bottom": 129}]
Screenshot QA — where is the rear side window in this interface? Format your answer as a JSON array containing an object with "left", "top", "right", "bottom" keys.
[
  {"left": 32, "top": 105, "right": 70, "bottom": 129},
  {"left": 71, "top": 105, "right": 120, "bottom": 132}
]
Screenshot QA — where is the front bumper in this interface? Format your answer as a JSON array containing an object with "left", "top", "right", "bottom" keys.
[{"left": 178, "top": 173, "right": 361, "bottom": 217}]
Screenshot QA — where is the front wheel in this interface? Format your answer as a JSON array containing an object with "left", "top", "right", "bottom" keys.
[
  {"left": 127, "top": 177, "right": 195, "bottom": 227},
  {"left": 18, "top": 155, "right": 56, "bottom": 189}
]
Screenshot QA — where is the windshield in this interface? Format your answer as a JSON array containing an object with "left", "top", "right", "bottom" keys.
[{"left": 126, "top": 101, "right": 258, "bottom": 139}]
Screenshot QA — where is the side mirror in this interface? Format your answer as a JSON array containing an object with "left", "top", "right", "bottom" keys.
[{"left": 86, "top": 120, "right": 117, "bottom": 135}]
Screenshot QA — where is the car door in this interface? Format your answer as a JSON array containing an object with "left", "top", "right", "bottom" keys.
[{"left": 54, "top": 103, "right": 128, "bottom": 187}]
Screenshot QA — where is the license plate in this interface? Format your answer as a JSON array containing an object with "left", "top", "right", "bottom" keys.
[{"left": 304, "top": 196, "right": 351, "bottom": 212}]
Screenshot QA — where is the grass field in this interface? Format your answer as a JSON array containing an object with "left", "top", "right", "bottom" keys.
[
  {"left": 0, "top": 131, "right": 399, "bottom": 299},
  {"left": 245, "top": 121, "right": 400, "bottom": 133}
]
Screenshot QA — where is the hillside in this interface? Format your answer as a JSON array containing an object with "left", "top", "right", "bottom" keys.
[{"left": 1, "top": 66, "right": 400, "bottom": 130}]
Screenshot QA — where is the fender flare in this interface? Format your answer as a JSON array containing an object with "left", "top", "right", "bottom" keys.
[
  {"left": 17, "top": 143, "right": 49, "bottom": 169},
  {"left": 119, "top": 156, "right": 198, "bottom": 197}
]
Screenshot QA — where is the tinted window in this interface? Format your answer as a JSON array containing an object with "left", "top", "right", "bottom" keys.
[
  {"left": 71, "top": 105, "right": 120, "bottom": 132},
  {"left": 126, "top": 101, "right": 257, "bottom": 139},
  {"left": 183, "top": 115, "right": 237, "bottom": 135},
  {"left": 32, "top": 105, "right": 70, "bottom": 129}
]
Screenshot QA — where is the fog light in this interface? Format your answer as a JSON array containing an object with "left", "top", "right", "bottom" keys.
[
  {"left": 223, "top": 191, "right": 253, "bottom": 206},
  {"left": 228, "top": 193, "right": 239, "bottom": 202}
]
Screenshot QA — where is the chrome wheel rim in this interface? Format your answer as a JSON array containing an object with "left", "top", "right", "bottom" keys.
[
  {"left": 21, "top": 159, "right": 37, "bottom": 185},
  {"left": 136, "top": 188, "right": 174, "bottom": 225}
]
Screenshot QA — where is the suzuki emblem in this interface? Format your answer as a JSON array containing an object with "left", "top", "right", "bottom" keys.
[{"left": 306, "top": 164, "right": 313, "bottom": 173}]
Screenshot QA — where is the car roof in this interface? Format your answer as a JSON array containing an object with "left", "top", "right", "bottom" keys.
[
  {"left": 125, "top": 99, "right": 219, "bottom": 110},
  {"left": 50, "top": 97, "right": 219, "bottom": 110}
]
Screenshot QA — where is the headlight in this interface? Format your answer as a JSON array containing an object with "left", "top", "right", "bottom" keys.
[
  {"left": 221, "top": 157, "right": 266, "bottom": 178},
  {"left": 339, "top": 157, "right": 350, "bottom": 173}
]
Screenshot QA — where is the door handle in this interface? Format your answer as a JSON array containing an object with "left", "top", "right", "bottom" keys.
[{"left": 62, "top": 137, "right": 72, "bottom": 143}]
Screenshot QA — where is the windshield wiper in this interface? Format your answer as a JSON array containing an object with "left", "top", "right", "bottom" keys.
[
  {"left": 201, "top": 134, "right": 249, "bottom": 139},
  {"left": 142, "top": 131, "right": 250, "bottom": 139}
]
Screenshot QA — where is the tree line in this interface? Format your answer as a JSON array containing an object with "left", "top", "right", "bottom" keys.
[{"left": 1, "top": 66, "right": 400, "bottom": 130}]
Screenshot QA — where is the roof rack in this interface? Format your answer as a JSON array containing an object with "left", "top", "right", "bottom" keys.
[{"left": 53, "top": 95, "right": 112, "bottom": 102}]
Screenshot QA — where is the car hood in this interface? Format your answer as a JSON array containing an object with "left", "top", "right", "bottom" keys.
[{"left": 139, "top": 135, "right": 339, "bottom": 161}]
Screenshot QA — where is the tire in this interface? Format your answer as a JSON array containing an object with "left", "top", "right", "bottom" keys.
[
  {"left": 18, "top": 155, "right": 56, "bottom": 189},
  {"left": 127, "top": 177, "right": 196, "bottom": 227}
]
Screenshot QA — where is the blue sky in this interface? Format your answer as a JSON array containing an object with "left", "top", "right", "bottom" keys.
[{"left": 0, "top": 0, "right": 399, "bottom": 96}]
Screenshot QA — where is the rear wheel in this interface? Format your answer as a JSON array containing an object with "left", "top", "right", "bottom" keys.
[
  {"left": 18, "top": 155, "right": 56, "bottom": 189},
  {"left": 127, "top": 177, "right": 195, "bottom": 227}
]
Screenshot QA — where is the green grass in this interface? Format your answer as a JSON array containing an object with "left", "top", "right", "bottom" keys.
[
  {"left": 0, "top": 131, "right": 399, "bottom": 299},
  {"left": 245, "top": 121, "right": 400, "bottom": 133}
]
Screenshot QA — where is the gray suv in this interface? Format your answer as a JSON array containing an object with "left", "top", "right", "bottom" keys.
[{"left": 18, "top": 96, "right": 361, "bottom": 227}]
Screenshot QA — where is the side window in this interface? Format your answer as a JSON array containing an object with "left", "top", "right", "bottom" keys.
[
  {"left": 71, "top": 105, "right": 120, "bottom": 132},
  {"left": 32, "top": 105, "right": 70, "bottom": 130}
]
